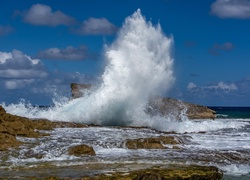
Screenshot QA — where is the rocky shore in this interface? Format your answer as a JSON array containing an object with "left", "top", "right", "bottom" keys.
[
  {"left": 0, "top": 104, "right": 224, "bottom": 179},
  {"left": 0, "top": 85, "right": 222, "bottom": 179},
  {"left": 0, "top": 164, "right": 223, "bottom": 180},
  {"left": 0, "top": 105, "right": 86, "bottom": 151}
]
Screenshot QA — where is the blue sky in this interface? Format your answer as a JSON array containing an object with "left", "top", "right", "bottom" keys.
[{"left": 0, "top": 0, "right": 250, "bottom": 106}]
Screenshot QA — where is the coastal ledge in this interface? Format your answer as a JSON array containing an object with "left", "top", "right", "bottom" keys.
[
  {"left": 0, "top": 163, "right": 223, "bottom": 179},
  {"left": 0, "top": 105, "right": 86, "bottom": 151},
  {"left": 81, "top": 164, "right": 223, "bottom": 180},
  {"left": 0, "top": 105, "right": 223, "bottom": 179},
  {"left": 71, "top": 83, "right": 216, "bottom": 120}
]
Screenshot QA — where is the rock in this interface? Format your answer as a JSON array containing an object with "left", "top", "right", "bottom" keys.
[
  {"left": 0, "top": 163, "right": 223, "bottom": 179},
  {"left": 82, "top": 164, "right": 223, "bottom": 180},
  {"left": 68, "top": 144, "right": 96, "bottom": 156},
  {"left": 125, "top": 136, "right": 180, "bottom": 149},
  {"left": 0, "top": 133, "right": 22, "bottom": 151},
  {"left": 0, "top": 112, "right": 41, "bottom": 138},
  {"left": 71, "top": 83, "right": 92, "bottom": 99},
  {"left": 53, "top": 121, "right": 87, "bottom": 128},
  {"left": 0, "top": 105, "right": 87, "bottom": 150},
  {"left": 0, "top": 105, "right": 6, "bottom": 114},
  {"left": 148, "top": 97, "right": 216, "bottom": 120}
]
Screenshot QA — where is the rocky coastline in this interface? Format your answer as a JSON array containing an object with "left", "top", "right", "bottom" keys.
[
  {"left": 0, "top": 84, "right": 223, "bottom": 179},
  {"left": 0, "top": 105, "right": 86, "bottom": 151},
  {"left": 0, "top": 103, "right": 223, "bottom": 179}
]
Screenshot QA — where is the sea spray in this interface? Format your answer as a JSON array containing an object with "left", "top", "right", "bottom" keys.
[
  {"left": 3, "top": 9, "right": 175, "bottom": 127},
  {"left": 82, "top": 9, "right": 175, "bottom": 125}
]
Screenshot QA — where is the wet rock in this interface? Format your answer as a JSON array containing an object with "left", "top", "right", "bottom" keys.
[
  {"left": 0, "top": 133, "right": 22, "bottom": 151},
  {"left": 148, "top": 97, "right": 216, "bottom": 120},
  {"left": 71, "top": 83, "right": 92, "bottom": 99},
  {"left": 0, "top": 105, "right": 87, "bottom": 150},
  {"left": 0, "top": 105, "right": 6, "bottom": 114},
  {"left": 2, "top": 163, "right": 222, "bottom": 179},
  {"left": 82, "top": 164, "right": 223, "bottom": 180},
  {"left": 53, "top": 121, "right": 87, "bottom": 128},
  {"left": 125, "top": 136, "right": 180, "bottom": 149},
  {"left": 68, "top": 144, "right": 96, "bottom": 156},
  {"left": 0, "top": 111, "right": 41, "bottom": 138}
]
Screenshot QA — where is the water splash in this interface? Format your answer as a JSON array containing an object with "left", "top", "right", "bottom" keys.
[{"left": 3, "top": 9, "right": 175, "bottom": 127}]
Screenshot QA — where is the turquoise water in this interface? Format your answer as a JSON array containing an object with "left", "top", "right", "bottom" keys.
[{"left": 210, "top": 107, "right": 250, "bottom": 119}]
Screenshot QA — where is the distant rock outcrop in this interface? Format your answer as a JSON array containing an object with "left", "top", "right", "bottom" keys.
[
  {"left": 148, "top": 97, "right": 216, "bottom": 120},
  {"left": 71, "top": 83, "right": 92, "bottom": 99},
  {"left": 70, "top": 83, "right": 216, "bottom": 120}
]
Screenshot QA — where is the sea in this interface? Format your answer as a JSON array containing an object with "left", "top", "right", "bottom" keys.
[
  {"left": 211, "top": 107, "right": 250, "bottom": 119},
  {"left": 1, "top": 10, "right": 250, "bottom": 179}
]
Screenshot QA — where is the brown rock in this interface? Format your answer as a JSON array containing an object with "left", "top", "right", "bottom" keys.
[
  {"left": 0, "top": 111, "right": 41, "bottom": 138},
  {"left": 0, "top": 105, "right": 6, "bottom": 114},
  {"left": 148, "top": 97, "right": 216, "bottom": 120},
  {"left": 71, "top": 83, "right": 92, "bottom": 99},
  {"left": 68, "top": 144, "right": 96, "bottom": 156},
  {"left": 52, "top": 121, "right": 87, "bottom": 128},
  {"left": 0, "top": 133, "right": 22, "bottom": 151},
  {"left": 0, "top": 105, "right": 87, "bottom": 150},
  {"left": 125, "top": 136, "right": 180, "bottom": 149}
]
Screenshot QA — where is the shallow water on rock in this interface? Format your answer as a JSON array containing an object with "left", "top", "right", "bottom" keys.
[{"left": 0, "top": 118, "right": 250, "bottom": 179}]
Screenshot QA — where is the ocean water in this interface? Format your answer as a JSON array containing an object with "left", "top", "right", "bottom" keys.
[
  {"left": 211, "top": 107, "right": 250, "bottom": 119},
  {"left": 1, "top": 10, "right": 250, "bottom": 179}
]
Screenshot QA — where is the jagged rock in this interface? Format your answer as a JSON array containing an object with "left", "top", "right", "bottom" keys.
[
  {"left": 125, "top": 136, "right": 180, "bottom": 149},
  {"left": 0, "top": 105, "right": 87, "bottom": 150},
  {"left": 148, "top": 97, "right": 216, "bottom": 120},
  {"left": 0, "top": 133, "right": 22, "bottom": 151},
  {"left": 71, "top": 83, "right": 91, "bottom": 99},
  {"left": 0, "top": 105, "right": 6, "bottom": 114},
  {"left": 0, "top": 111, "right": 42, "bottom": 138},
  {"left": 68, "top": 144, "right": 96, "bottom": 156}
]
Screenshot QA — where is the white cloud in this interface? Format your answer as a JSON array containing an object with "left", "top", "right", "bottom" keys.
[
  {"left": 74, "top": 17, "right": 117, "bottom": 35},
  {"left": 0, "top": 25, "right": 13, "bottom": 36},
  {"left": 211, "top": 0, "right": 250, "bottom": 19},
  {"left": 183, "top": 79, "right": 250, "bottom": 106},
  {"left": 0, "top": 69, "right": 48, "bottom": 79},
  {"left": 0, "top": 52, "right": 11, "bottom": 63},
  {"left": 208, "top": 81, "right": 238, "bottom": 91},
  {"left": 188, "top": 81, "right": 238, "bottom": 92},
  {"left": 0, "top": 49, "right": 48, "bottom": 79},
  {"left": 0, "top": 50, "right": 90, "bottom": 104},
  {"left": 5, "top": 79, "right": 35, "bottom": 90},
  {"left": 37, "top": 46, "right": 91, "bottom": 60},
  {"left": 187, "top": 82, "right": 197, "bottom": 90},
  {"left": 22, "top": 4, "right": 76, "bottom": 26}
]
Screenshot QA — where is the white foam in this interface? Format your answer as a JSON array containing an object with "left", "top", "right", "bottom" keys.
[
  {"left": 150, "top": 117, "right": 248, "bottom": 133},
  {"left": 219, "top": 164, "right": 250, "bottom": 175}
]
